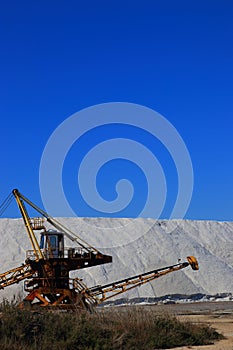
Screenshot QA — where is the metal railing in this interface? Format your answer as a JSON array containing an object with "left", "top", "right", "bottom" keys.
[
  {"left": 26, "top": 247, "right": 97, "bottom": 260},
  {"left": 29, "top": 217, "right": 45, "bottom": 230}
]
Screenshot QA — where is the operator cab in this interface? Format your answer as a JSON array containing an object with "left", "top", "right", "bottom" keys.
[{"left": 40, "top": 230, "right": 64, "bottom": 258}]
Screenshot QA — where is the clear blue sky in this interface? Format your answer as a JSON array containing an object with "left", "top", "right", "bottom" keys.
[{"left": 0, "top": 1, "right": 232, "bottom": 220}]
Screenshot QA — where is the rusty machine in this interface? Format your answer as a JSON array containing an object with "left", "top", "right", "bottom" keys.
[{"left": 0, "top": 189, "right": 198, "bottom": 310}]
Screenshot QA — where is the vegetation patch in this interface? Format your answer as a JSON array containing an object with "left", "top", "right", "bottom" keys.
[{"left": 0, "top": 300, "right": 224, "bottom": 350}]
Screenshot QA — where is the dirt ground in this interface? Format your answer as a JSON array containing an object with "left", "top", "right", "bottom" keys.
[{"left": 148, "top": 301, "right": 233, "bottom": 350}]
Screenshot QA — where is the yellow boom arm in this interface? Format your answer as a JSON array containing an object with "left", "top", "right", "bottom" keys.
[
  {"left": 0, "top": 263, "right": 33, "bottom": 289},
  {"left": 76, "top": 256, "right": 199, "bottom": 306},
  {"left": 13, "top": 189, "right": 44, "bottom": 261}
]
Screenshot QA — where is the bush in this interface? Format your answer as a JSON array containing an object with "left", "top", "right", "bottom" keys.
[{"left": 0, "top": 303, "right": 224, "bottom": 350}]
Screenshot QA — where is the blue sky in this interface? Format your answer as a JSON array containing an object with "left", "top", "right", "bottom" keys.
[{"left": 0, "top": 1, "right": 232, "bottom": 220}]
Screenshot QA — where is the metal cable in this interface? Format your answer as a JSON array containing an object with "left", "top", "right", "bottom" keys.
[{"left": 0, "top": 193, "right": 14, "bottom": 217}]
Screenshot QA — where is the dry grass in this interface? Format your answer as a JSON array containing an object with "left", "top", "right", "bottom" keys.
[{"left": 0, "top": 300, "right": 224, "bottom": 350}]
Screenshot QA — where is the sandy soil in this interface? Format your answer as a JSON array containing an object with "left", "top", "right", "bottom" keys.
[
  {"left": 150, "top": 302, "right": 233, "bottom": 350},
  {"left": 172, "top": 314, "right": 233, "bottom": 350}
]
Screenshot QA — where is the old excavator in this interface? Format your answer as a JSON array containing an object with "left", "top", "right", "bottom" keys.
[{"left": 0, "top": 189, "right": 199, "bottom": 310}]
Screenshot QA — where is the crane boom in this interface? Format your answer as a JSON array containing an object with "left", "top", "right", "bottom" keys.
[
  {"left": 13, "top": 189, "right": 44, "bottom": 261},
  {"left": 0, "top": 189, "right": 199, "bottom": 311},
  {"left": 13, "top": 189, "right": 100, "bottom": 254},
  {"left": 76, "top": 256, "right": 199, "bottom": 306},
  {"left": 0, "top": 263, "right": 33, "bottom": 289}
]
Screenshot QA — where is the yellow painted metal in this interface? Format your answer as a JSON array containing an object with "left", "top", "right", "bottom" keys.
[
  {"left": 15, "top": 190, "right": 100, "bottom": 254},
  {"left": 12, "top": 189, "right": 44, "bottom": 261},
  {"left": 0, "top": 263, "right": 33, "bottom": 289},
  {"left": 86, "top": 257, "right": 198, "bottom": 304},
  {"left": 187, "top": 256, "right": 199, "bottom": 270},
  {"left": 0, "top": 189, "right": 199, "bottom": 311}
]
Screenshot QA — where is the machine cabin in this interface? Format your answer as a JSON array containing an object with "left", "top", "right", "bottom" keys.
[{"left": 40, "top": 230, "right": 64, "bottom": 259}]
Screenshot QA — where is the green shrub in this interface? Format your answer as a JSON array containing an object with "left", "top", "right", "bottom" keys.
[{"left": 0, "top": 302, "right": 224, "bottom": 350}]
